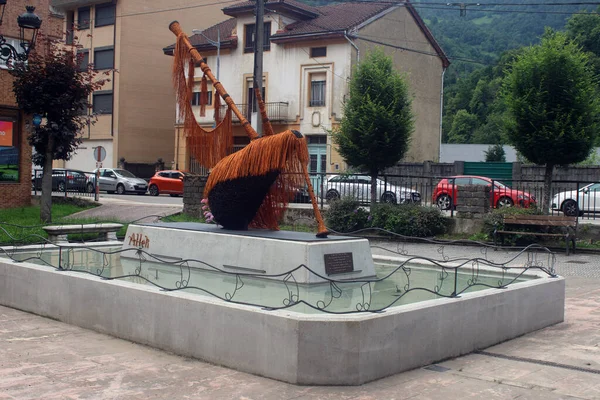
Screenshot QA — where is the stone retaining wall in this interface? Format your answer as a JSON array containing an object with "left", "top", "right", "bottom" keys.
[
  {"left": 456, "top": 185, "right": 491, "bottom": 218},
  {"left": 183, "top": 175, "right": 207, "bottom": 218}
]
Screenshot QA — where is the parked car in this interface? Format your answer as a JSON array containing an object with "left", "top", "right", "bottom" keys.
[
  {"left": 322, "top": 175, "right": 421, "bottom": 204},
  {"left": 32, "top": 168, "right": 91, "bottom": 192},
  {"left": 148, "top": 170, "right": 186, "bottom": 196},
  {"left": 432, "top": 175, "right": 536, "bottom": 210},
  {"left": 84, "top": 172, "right": 97, "bottom": 193},
  {"left": 552, "top": 182, "right": 600, "bottom": 216},
  {"left": 292, "top": 186, "right": 311, "bottom": 203},
  {"left": 94, "top": 168, "right": 148, "bottom": 195}
]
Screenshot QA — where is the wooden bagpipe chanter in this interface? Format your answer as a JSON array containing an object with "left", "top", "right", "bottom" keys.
[{"left": 169, "top": 21, "right": 328, "bottom": 237}]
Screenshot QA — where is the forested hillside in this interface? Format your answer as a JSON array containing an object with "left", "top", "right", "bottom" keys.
[
  {"left": 301, "top": 0, "right": 599, "bottom": 145},
  {"left": 411, "top": 1, "right": 596, "bottom": 81}
]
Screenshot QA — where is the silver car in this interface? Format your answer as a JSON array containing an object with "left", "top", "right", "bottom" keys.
[
  {"left": 322, "top": 174, "right": 421, "bottom": 204},
  {"left": 94, "top": 168, "right": 148, "bottom": 195}
]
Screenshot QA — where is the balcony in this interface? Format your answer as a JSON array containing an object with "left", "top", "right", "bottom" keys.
[{"left": 220, "top": 102, "right": 289, "bottom": 124}]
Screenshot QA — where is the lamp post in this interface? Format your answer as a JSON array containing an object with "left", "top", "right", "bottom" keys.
[
  {"left": 0, "top": 4, "right": 42, "bottom": 65},
  {"left": 191, "top": 28, "right": 220, "bottom": 81}
]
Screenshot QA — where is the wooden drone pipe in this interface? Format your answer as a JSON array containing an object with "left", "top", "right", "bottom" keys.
[
  {"left": 301, "top": 163, "right": 329, "bottom": 237},
  {"left": 169, "top": 21, "right": 259, "bottom": 140}
]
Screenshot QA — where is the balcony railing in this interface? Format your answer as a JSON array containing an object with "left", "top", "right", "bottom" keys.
[{"left": 220, "top": 102, "right": 289, "bottom": 124}]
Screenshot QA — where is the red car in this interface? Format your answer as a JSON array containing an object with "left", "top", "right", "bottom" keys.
[
  {"left": 432, "top": 175, "right": 536, "bottom": 210},
  {"left": 148, "top": 170, "right": 186, "bottom": 196}
]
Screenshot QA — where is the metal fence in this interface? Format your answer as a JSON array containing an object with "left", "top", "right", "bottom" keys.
[
  {"left": 289, "top": 172, "right": 600, "bottom": 220},
  {"left": 32, "top": 169, "right": 98, "bottom": 199}
]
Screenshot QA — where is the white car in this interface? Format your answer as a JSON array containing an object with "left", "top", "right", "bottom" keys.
[
  {"left": 552, "top": 183, "right": 600, "bottom": 216},
  {"left": 322, "top": 174, "right": 421, "bottom": 205}
]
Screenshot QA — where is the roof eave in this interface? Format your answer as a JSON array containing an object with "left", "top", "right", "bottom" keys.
[
  {"left": 223, "top": 3, "right": 318, "bottom": 19},
  {"left": 163, "top": 39, "right": 238, "bottom": 56},
  {"left": 270, "top": 31, "right": 346, "bottom": 43}
]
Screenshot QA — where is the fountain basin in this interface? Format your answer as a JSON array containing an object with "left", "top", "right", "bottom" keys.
[{"left": 0, "top": 246, "right": 564, "bottom": 385}]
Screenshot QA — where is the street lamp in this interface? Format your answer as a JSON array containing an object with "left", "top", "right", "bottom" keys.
[
  {"left": 192, "top": 28, "right": 220, "bottom": 81},
  {"left": 0, "top": 4, "right": 42, "bottom": 64}
]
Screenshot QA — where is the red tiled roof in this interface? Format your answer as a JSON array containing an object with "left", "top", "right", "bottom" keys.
[
  {"left": 223, "top": 0, "right": 320, "bottom": 18},
  {"left": 163, "top": 18, "right": 238, "bottom": 54},
  {"left": 164, "top": 0, "right": 449, "bottom": 66},
  {"left": 272, "top": 2, "right": 396, "bottom": 39}
]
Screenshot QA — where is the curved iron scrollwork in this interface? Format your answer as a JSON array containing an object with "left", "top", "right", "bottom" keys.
[
  {"left": 0, "top": 35, "right": 27, "bottom": 66},
  {"left": 0, "top": 221, "right": 558, "bottom": 314}
]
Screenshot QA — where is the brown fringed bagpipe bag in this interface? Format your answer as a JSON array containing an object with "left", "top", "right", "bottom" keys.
[{"left": 169, "top": 21, "right": 328, "bottom": 237}]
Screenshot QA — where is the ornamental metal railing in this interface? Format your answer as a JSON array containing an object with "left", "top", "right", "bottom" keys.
[
  {"left": 220, "top": 102, "right": 289, "bottom": 124},
  {"left": 0, "top": 222, "right": 557, "bottom": 315}
]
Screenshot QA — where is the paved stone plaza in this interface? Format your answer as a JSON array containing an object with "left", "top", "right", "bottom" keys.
[{"left": 1, "top": 242, "right": 599, "bottom": 399}]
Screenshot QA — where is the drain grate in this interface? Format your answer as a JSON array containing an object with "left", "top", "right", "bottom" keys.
[
  {"left": 564, "top": 260, "right": 589, "bottom": 264},
  {"left": 475, "top": 350, "right": 600, "bottom": 375},
  {"left": 423, "top": 364, "right": 450, "bottom": 373}
]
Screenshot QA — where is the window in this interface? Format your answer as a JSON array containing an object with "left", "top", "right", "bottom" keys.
[
  {"left": 95, "top": 3, "right": 116, "bottom": 27},
  {"left": 309, "top": 72, "right": 326, "bottom": 107},
  {"left": 244, "top": 22, "right": 271, "bottom": 53},
  {"left": 248, "top": 86, "right": 265, "bottom": 113},
  {"left": 78, "top": 7, "right": 90, "bottom": 29},
  {"left": 66, "top": 11, "right": 75, "bottom": 44},
  {"left": 454, "top": 177, "right": 470, "bottom": 185},
  {"left": 0, "top": 38, "right": 25, "bottom": 69},
  {"left": 307, "top": 135, "right": 327, "bottom": 144},
  {"left": 93, "top": 48, "right": 114, "bottom": 70},
  {"left": 310, "top": 47, "right": 327, "bottom": 58},
  {"left": 191, "top": 91, "right": 213, "bottom": 106},
  {"left": 77, "top": 50, "right": 89, "bottom": 71},
  {"left": 471, "top": 178, "right": 490, "bottom": 186},
  {"left": 93, "top": 92, "right": 113, "bottom": 114}
]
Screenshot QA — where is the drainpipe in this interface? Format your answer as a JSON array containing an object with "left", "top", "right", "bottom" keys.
[
  {"left": 344, "top": 32, "right": 360, "bottom": 63},
  {"left": 439, "top": 67, "right": 446, "bottom": 162}
]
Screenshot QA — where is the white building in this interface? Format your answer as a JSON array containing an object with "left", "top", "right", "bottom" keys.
[{"left": 164, "top": 0, "right": 449, "bottom": 177}]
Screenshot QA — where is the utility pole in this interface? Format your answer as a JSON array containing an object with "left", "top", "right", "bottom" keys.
[{"left": 253, "top": 0, "right": 264, "bottom": 136}]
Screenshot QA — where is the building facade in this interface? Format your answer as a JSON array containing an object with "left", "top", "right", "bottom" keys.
[
  {"left": 50, "top": 0, "right": 227, "bottom": 175},
  {"left": 0, "top": 0, "right": 62, "bottom": 208},
  {"left": 165, "top": 0, "right": 449, "bottom": 182}
]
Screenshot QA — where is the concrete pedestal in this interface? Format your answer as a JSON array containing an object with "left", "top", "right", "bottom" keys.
[{"left": 121, "top": 223, "right": 376, "bottom": 284}]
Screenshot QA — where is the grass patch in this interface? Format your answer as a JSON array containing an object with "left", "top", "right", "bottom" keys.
[
  {"left": 0, "top": 199, "right": 105, "bottom": 244},
  {"left": 160, "top": 213, "right": 204, "bottom": 223},
  {"left": 160, "top": 213, "right": 318, "bottom": 233}
]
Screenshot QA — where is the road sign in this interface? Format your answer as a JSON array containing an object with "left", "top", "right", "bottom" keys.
[
  {"left": 96, "top": 162, "right": 103, "bottom": 169},
  {"left": 93, "top": 146, "right": 106, "bottom": 162}
]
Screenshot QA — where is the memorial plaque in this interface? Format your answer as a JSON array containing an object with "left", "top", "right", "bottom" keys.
[{"left": 324, "top": 252, "right": 354, "bottom": 275}]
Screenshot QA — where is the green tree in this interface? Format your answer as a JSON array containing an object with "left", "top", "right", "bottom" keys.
[
  {"left": 11, "top": 38, "right": 108, "bottom": 222},
  {"left": 484, "top": 144, "right": 506, "bottom": 162},
  {"left": 503, "top": 30, "right": 600, "bottom": 212},
  {"left": 333, "top": 48, "right": 414, "bottom": 207},
  {"left": 566, "top": 7, "right": 600, "bottom": 75},
  {"left": 447, "top": 109, "right": 477, "bottom": 143}
]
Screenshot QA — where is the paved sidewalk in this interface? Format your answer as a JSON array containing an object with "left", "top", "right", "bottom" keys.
[
  {"left": 65, "top": 197, "right": 183, "bottom": 223},
  {"left": 3, "top": 201, "right": 600, "bottom": 399},
  {"left": 1, "top": 245, "right": 600, "bottom": 399}
]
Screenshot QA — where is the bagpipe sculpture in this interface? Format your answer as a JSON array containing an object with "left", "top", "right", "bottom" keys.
[{"left": 169, "top": 21, "right": 329, "bottom": 237}]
